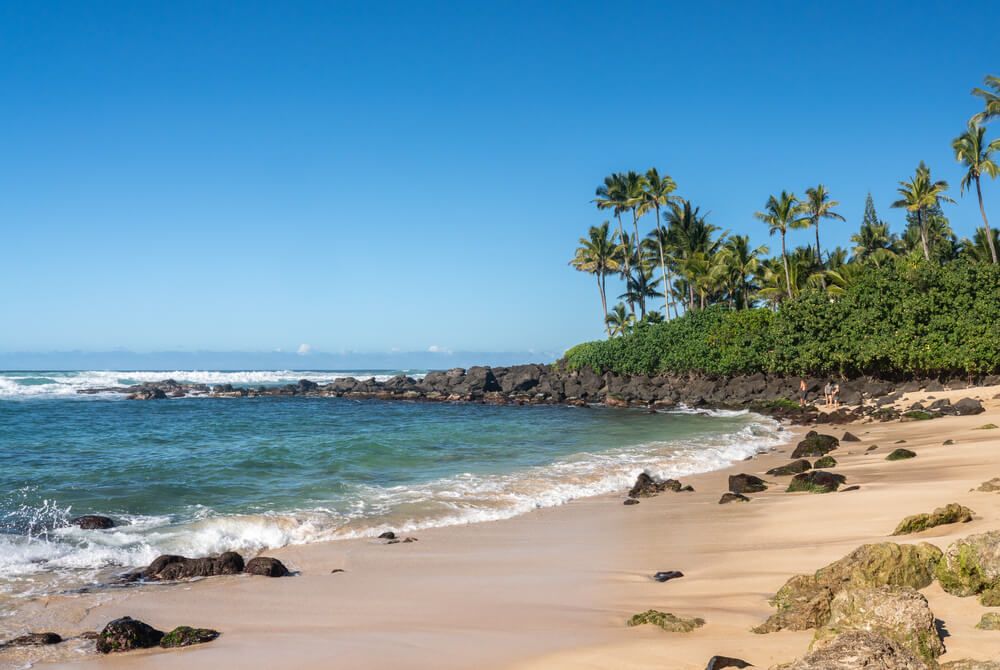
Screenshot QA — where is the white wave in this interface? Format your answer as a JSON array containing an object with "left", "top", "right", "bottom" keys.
[
  {"left": 0, "top": 416, "right": 784, "bottom": 591},
  {"left": 0, "top": 370, "right": 425, "bottom": 399}
]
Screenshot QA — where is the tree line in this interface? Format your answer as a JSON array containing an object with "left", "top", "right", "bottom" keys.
[{"left": 570, "top": 74, "right": 1000, "bottom": 338}]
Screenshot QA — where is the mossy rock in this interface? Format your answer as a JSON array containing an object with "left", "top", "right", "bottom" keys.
[
  {"left": 626, "top": 609, "right": 704, "bottom": 632},
  {"left": 812, "top": 586, "right": 943, "bottom": 663},
  {"left": 813, "top": 456, "right": 838, "bottom": 469},
  {"left": 935, "top": 531, "right": 1000, "bottom": 601},
  {"left": 977, "top": 423, "right": 999, "bottom": 430},
  {"left": 791, "top": 431, "right": 840, "bottom": 458},
  {"left": 96, "top": 617, "right": 164, "bottom": 654},
  {"left": 941, "top": 661, "right": 1000, "bottom": 669},
  {"left": 787, "top": 470, "right": 846, "bottom": 493},
  {"left": 943, "top": 439, "right": 955, "bottom": 445},
  {"left": 976, "top": 613, "right": 1000, "bottom": 630},
  {"left": 887, "top": 448, "right": 917, "bottom": 461},
  {"left": 159, "top": 626, "right": 220, "bottom": 648},
  {"left": 767, "top": 459, "right": 812, "bottom": 476},
  {"left": 893, "top": 503, "right": 974, "bottom": 535},
  {"left": 902, "top": 410, "right": 935, "bottom": 421},
  {"left": 976, "top": 478, "right": 1000, "bottom": 493}
]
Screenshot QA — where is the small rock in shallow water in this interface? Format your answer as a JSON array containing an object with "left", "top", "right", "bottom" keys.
[
  {"left": 159, "top": 626, "right": 219, "bottom": 648},
  {"left": 653, "top": 570, "right": 683, "bottom": 583},
  {"left": 70, "top": 515, "right": 115, "bottom": 530},
  {"left": 244, "top": 556, "right": 289, "bottom": 577},
  {"left": 96, "top": 617, "right": 164, "bottom": 653},
  {"left": 705, "top": 657, "right": 751, "bottom": 670},
  {"left": 1, "top": 632, "right": 62, "bottom": 648},
  {"left": 719, "top": 492, "right": 749, "bottom": 504},
  {"left": 378, "top": 531, "right": 396, "bottom": 540}
]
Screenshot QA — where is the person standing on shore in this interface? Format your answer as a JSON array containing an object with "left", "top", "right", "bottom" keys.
[
  {"left": 823, "top": 381, "right": 833, "bottom": 407},
  {"left": 799, "top": 378, "right": 808, "bottom": 407}
]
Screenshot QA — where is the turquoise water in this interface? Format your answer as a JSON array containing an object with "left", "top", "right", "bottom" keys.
[{"left": 0, "top": 370, "right": 782, "bottom": 602}]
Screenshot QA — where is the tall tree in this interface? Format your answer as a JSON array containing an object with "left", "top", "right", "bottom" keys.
[
  {"left": 604, "top": 303, "right": 634, "bottom": 337},
  {"left": 664, "top": 200, "right": 724, "bottom": 311},
  {"left": 891, "top": 162, "right": 954, "bottom": 261},
  {"left": 972, "top": 74, "right": 1000, "bottom": 124},
  {"left": 861, "top": 192, "right": 881, "bottom": 229},
  {"left": 755, "top": 191, "right": 806, "bottom": 299},
  {"left": 642, "top": 167, "right": 678, "bottom": 317},
  {"left": 850, "top": 220, "right": 898, "bottom": 266},
  {"left": 952, "top": 119, "right": 1000, "bottom": 264},
  {"left": 718, "top": 235, "right": 768, "bottom": 309},
  {"left": 623, "top": 170, "right": 648, "bottom": 268},
  {"left": 802, "top": 185, "right": 845, "bottom": 264},
  {"left": 569, "top": 222, "right": 622, "bottom": 336},
  {"left": 593, "top": 174, "right": 633, "bottom": 310}
]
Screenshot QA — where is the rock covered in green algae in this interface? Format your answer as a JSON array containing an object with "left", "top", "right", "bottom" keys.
[
  {"left": 936, "top": 531, "right": 1000, "bottom": 603},
  {"left": 159, "top": 626, "right": 220, "bottom": 648},
  {"left": 771, "top": 630, "right": 929, "bottom": 669},
  {"left": 976, "top": 613, "right": 1000, "bottom": 630},
  {"left": 812, "top": 456, "right": 837, "bottom": 469},
  {"left": 902, "top": 410, "right": 936, "bottom": 421},
  {"left": 942, "top": 661, "right": 1000, "bottom": 669},
  {"left": 976, "top": 478, "right": 1000, "bottom": 493},
  {"left": 812, "top": 586, "right": 943, "bottom": 663},
  {"left": 626, "top": 609, "right": 705, "bottom": 632},
  {"left": 786, "top": 470, "right": 846, "bottom": 494},
  {"left": 893, "top": 503, "right": 974, "bottom": 535},
  {"left": 791, "top": 431, "right": 839, "bottom": 459},
  {"left": 729, "top": 473, "right": 768, "bottom": 494},
  {"left": 753, "top": 542, "right": 942, "bottom": 634},
  {"left": 766, "top": 459, "right": 812, "bottom": 476},
  {"left": 887, "top": 448, "right": 917, "bottom": 461},
  {"left": 96, "top": 617, "right": 164, "bottom": 653}
]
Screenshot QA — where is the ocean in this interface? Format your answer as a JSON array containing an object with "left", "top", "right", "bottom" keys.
[{"left": 0, "top": 370, "right": 782, "bottom": 611}]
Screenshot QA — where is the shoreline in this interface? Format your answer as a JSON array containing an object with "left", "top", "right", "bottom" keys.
[{"left": 3, "top": 385, "right": 999, "bottom": 668}]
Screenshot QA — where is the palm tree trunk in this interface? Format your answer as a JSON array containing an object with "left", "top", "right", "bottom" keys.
[
  {"left": 781, "top": 231, "right": 793, "bottom": 300},
  {"left": 654, "top": 205, "right": 671, "bottom": 317},
  {"left": 975, "top": 176, "right": 999, "bottom": 264},
  {"left": 814, "top": 221, "right": 823, "bottom": 265},
  {"left": 614, "top": 213, "right": 635, "bottom": 316},
  {"left": 918, "top": 209, "right": 930, "bottom": 261},
  {"left": 598, "top": 273, "right": 610, "bottom": 337}
]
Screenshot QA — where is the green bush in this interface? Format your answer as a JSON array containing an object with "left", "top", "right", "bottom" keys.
[{"left": 564, "top": 259, "right": 1000, "bottom": 377}]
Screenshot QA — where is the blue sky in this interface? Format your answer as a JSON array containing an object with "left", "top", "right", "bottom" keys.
[{"left": 2, "top": 1, "right": 998, "bottom": 364}]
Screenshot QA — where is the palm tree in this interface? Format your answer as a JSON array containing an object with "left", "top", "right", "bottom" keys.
[
  {"left": 618, "top": 265, "right": 662, "bottom": 318},
  {"left": 802, "top": 185, "right": 845, "bottom": 264},
  {"left": 962, "top": 227, "right": 1000, "bottom": 263},
  {"left": 570, "top": 222, "right": 622, "bottom": 336},
  {"left": 850, "top": 221, "right": 898, "bottom": 266},
  {"left": 755, "top": 191, "right": 806, "bottom": 299},
  {"left": 605, "top": 303, "right": 634, "bottom": 337},
  {"left": 664, "top": 200, "right": 724, "bottom": 311},
  {"left": 891, "top": 162, "right": 954, "bottom": 262},
  {"left": 972, "top": 75, "right": 1000, "bottom": 124},
  {"left": 952, "top": 120, "right": 1000, "bottom": 264},
  {"left": 717, "top": 235, "right": 768, "bottom": 309},
  {"left": 623, "top": 170, "right": 648, "bottom": 266},
  {"left": 594, "top": 174, "right": 632, "bottom": 305},
  {"left": 642, "top": 167, "right": 678, "bottom": 316}
]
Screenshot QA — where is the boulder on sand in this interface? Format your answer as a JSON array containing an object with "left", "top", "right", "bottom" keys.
[
  {"left": 787, "top": 470, "right": 846, "bottom": 493},
  {"left": 771, "top": 630, "right": 928, "bottom": 670},
  {"left": 766, "top": 459, "right": 812, "bottom": 476},
  {"left": 791, "top": 431, "right": 840, "bottom": 458},
  {"left": 719, "top": 492, "right": 749, "bottom": 504},
  {"left": 728, "top": 473, "right": 768, "bottom": 494},
  {"left": 626, "top": 609, "right": 705, "bottom": 632},
  {"left": 841, "top": 431, "right": 861, "bottom": 442},
  {"left": 0, "top": 632, "right": 62, "bottom": 648},
  {"left": 813, "top": 456, "right": 837, "bottom": 469},
  {"left": 159, "top": 626, "right": 220, "bottom": 648},
  {"left": 936, "top": 531, "right": 1000, "bottom": 604},
  {"left": 953, "top": 398, "right": 986, "bottom": 415},
  {"left": 96, "top": 617, "right": 164, "bottom": 653},
  {"left": 893, "top": 503, "right": 974, "bottom": 535},
  {"left": 753, "top": 542, "right": 942, "bottom": 633},
  {"left": 887, "top": 448, "right": 917, "bottom": 461},
  {"left": 244, "top": 556, "right": 289, "bottom": 577},
  {"left": 706, "top": 656, "right": 752, "bottom": 670},
  {"left": 628, "top": 472, "right": 684, "bottom": 498},
  {"left": 134, "top": 552, "right": 245, "bottom": 581}
]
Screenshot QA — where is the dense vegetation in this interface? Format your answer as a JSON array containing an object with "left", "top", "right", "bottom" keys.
[{"left": 566, "top": 75, "right": 1000, "bottom": 378}]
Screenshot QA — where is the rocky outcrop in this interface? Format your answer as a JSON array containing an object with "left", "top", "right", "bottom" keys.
[
  {"left": 812, "top": 586, "right": 943, "bottom": 663},
  {"left": 132, "top": 552, "right": 245, "bottom": 581},
  {"left": 244, "top": 556, "right": 289, "bottom": 577},
  {"left": 787, "top": 470, "right": 846, "bottom": 493},
  {"left": 772, "top": 630, "right": 928, "bottom": 670},
  {"left": 954, "top": 398, "right": 986, "bottom": 415},
  {"left": 96, "top": 617, "right": 164, "bottom": 653},
  {"left": 627, "top": 472, "right": 690, "bottom": 498},
  {"left": 0, "top": 632, "right": 62, "bottom": 648},
  {"left": 976, "top": 478, "right": 1000, "bottom": 492},
  {"left": 754, "top": 542, "right": 942, "bottom": 633},
  {"left": 936, "top": 531, "right": 1000, "bottom": 604},
  {"left": 729, "top": 474, "right": 767, "bottom": 494},
  {"left": 766, "top": 460, "right": 811, "bottom": 476},
  {"left": 626, "top": 610, "right": 705, "bottom": 632},
  {"left": 159, "top": 626, "right": 220, "bottom": 648},
  {"left": 719, "top": 492, "right": 749, "bottom": 504},
  {"left": 893, "top": 503, "right": 974, "bottom": 535},
  {"left": 70, "top": 515, "right": 115, "bottom": 530},
  {"left": 791, "top": 432, "right": 839, "bottom": 458},
  {"left": 941, "top": 661, "right": 1000, "bottom": 669}
]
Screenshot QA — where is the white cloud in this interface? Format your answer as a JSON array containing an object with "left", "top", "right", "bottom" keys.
[
  {"left": 427, "top": 345, "right": 451, "bottom": 354},
  {"left": 296, "top": 343, "right": 312, "bottom": 355}
]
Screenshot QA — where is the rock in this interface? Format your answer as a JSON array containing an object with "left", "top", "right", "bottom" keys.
[
  {"left": 137, "top": 552, "right": 245, "bottom": 581},
  {"left": 893, "top": 503, "right": 974, "bottom": 535},
  {"left": 841, "top": 431, "right": 861, "bottom": 442},
  {"left": 887, "top": 448, "right": 917, "bottom": 461},
  {"left": 936, "top": 531, "right": 1000, "bottom": 603},
  {"left": 895, "top": 439, "right": 908, "bottom": 443},
  {"left": 753, "top": 542, "right": 942, "bottom": 633},
  {"left": 706, "top": 656, "right": 752, "bottom": 670},
  {"left": 954, "top": 398, "right": 986, "bottom": 415},
  {"left": 0, "top": 632, "right": 62, "bottom": 648},
  {"left": 943, "top": 439, "right": 955, "bottom": 445},
  {"left": 159, "top": 626, "right": 220, "bottom": 648},
  {"left": 976, "top": 613, "right": 1000, "bottom": 630},
  {"left": 771, "top": 630, "right": 928, "bottom": 669},
  {"left": 653, "top": 570, "right": 684, "bottom": 583},
  {"left": 623, "top": 498, "right": 639, "bottom": 505},
  {"left": 766, "top": 459, "right": 812, "bottom": 476},
  {"left": 330, "top": 568, "right": 346, "bottom": 574},
  {"left": 812, "top": 586, "right": 943, "bottom": 663},
  {"left": 96, "top": 617, "right": 164, "bottom": 653},
  {"left": 729, "top": 473, "right": 768, "bottom": 494},
  {"left": 976, "top": 478, "right": 1000, "bottom": 492},
  {"left": 244, "top": 557, "right": 289, "bottom": 577},
  {"left": 813, "top": 456, "right": 837, "bottom": 469},
  {"left": 902, "top": 409, "right": 935, "bottom": 421},
  {"left": 866, "top": 445, "right": 879, "bottom": 452},
  {"left": 719, "top": 492, "right": 749, "bottom": 504},
  {"left": 842, "top": 485, "right": 861, "bottom": 492},
  {"left": 626, "top": 609, "right": 705, "bottom": 632},
  {"left": 70, "top": 515, "right": 115, "bottom": 530},
  {"left": 977, "top": 423, "right": 999, "bottom": 430},
  {"left": 941, "top": 661, "right": 1000, "bottom": 669},
  {"left": 791, "top": 432, "right": 839, "bottom": 458},
  {"left": 787, "top": 470, "right": 846, "bottom": 493},
  {"left": 628, "top": 472, "right": 684, "bottom": 498},
  {"left": 378, "top": 531, "right": 396, "bottom": 540}
]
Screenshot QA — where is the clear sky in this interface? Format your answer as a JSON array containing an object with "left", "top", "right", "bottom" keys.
[{"left": 2, "top": 1, "right": 998, "bottom": 364}]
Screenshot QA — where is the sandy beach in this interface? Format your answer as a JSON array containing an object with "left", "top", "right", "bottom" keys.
[{"left": 7, "top": 385, "right": 1000, "bottom": 669}]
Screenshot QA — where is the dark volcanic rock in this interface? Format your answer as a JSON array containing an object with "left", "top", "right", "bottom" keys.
[
  {"left": 70, "top": 515, "right": 115, "bottom": 530},
  {"left": 887, "top": 448, "right": 917, "bottom": 461},
  {"left": 136, "top": 552, "right": 245, "bottom": 581},
  {"left": 766, "top": 459, "right": 812, "bottom": 476},
  {"left": 705, "top": 657, "right": 752, "bottom": 670},
  {"left": 954, "top": 398, "right": 986, "bottom": 416},
  {"left": 728, "top": 473, "right": 767, "bottom": 494},
  {"left": 623, "top": 498, "right": 640, "bottom": 505},
  {"left": 244, "top": 557, "right": 289, "bottom": 577},
  {"left": 719, "top": 492, "right": 749, "bottom": 504},
  {"left": 841, "top": 431, "right": 861, "bottom": 442},
  {"left": 96, "top": 617, "right": 164, "bottom": 653},
  {"left": 1, "top": 632, "right": 62, "bottom": 648},
  {"left": 787, "top": 470, "right": 847, "bottom": 493},
  {"left": 653, "top": 570, "right": 684, "bottom": 583},
  {"left": 159, "top": 626, "right": 220, "bottom": 648},
  {"left": 628, "top": 472, "right": 683, "bottom": 498},
  {"left": 791, "top": 431, "right": 840, "bottom": 458},
  {"left": 378, "top": 531, "right": 396, "bottom": 540}
]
